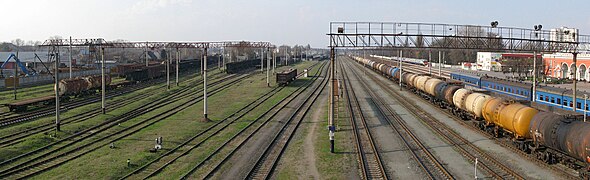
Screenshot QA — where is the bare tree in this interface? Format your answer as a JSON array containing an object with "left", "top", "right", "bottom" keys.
[
  {"left": 49, "top": 35, "right": 63, "bottom": 40},
  {"left": 11, "top": 39, "right": 25, "bottom": 47}
]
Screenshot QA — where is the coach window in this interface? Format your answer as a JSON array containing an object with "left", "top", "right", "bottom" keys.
[
  {"left": 570, "top": 101, "right": 573, "bottom": 107},
  {"left": 539, "top": 95, "right": 544, "bottom": 101},
  {"left": 557, "top": 98, "right": 561, "bottom": 105},
  {"left": 545, "top": 96, "right": 549, "bottom": 101},
  {"left": 577, "top": 102, "right": 582, "bottom": 109},
  {"left": 564, "top": 100, "right": 568, "bottom": 106}
]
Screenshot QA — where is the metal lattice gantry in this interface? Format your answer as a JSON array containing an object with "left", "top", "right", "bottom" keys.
[
  {"left": 328, "top": 22, "right": 590, "bottom": 53},
  {"left": 40, "top": 38, "right": 274, "bottom": 49},
  {"left": 41, "top": 38, "right": 274, "bottom": 133}
]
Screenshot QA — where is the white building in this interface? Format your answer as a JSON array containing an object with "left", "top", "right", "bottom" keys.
[{"left": 476, "top": 52, "right": 502, "bottom": 71}]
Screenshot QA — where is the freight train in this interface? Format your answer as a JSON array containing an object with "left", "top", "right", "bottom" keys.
[
  {"left": 450, "top": 72, "right": 590, "bottom": 117},
  {"left": 352, "top": 56, "right": 590, "bottom": 178},
  {"left": 118, "top": 59, "right": 204, "bottom": 82},
  {"left": 4, "top": 59, "right": 204, "bottom": 112},
  {"left": 226, "top": 59, "right": 261, "bottom": 74},
  {"left": 5, "top": 75, "right": 114, "bottom": 112},
  {"left": 57, "top": 75, "right": 112, "bottom": 97}
]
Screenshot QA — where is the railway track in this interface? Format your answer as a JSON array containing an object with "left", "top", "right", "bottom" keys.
[
  {"left": 120, "top": 62, "right": 325, "bottom": 179},
  {"left": 343, "top": 60, "right": 455, "bottom": 179},
  {"left": 0, "top": 73, "right": 227, "bottom": 148},
  {"left": 0, "top": 80, "right": 159, "bottom": 124},
  {"left": 381, "top": 71, "right": 580, "bottom": 178},
  {"left": 341, "top": 62, "right": 388, "bottom": 180},
  {"left": 0, "top": 72, "right": 252, "bottom": 179},
  {"left": 194, "top": 63, "right": 327, "bottom": 179},
  {"left": 0, "top": 71, "right": 218, "bottom": 128},
  {"left": 350, "top": 58, "right": 525, "bottom": 179},
  {"left": 0, "top": 69, "right": 224, "bottom": 127},
  {"left": 359, "top": 57, "right": 580, "bottom": 179},
  {"left": 245, "top": 62, "right": 329, "bottom": 180}
]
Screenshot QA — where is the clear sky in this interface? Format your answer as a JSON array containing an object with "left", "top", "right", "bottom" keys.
[{"left": 2, "top": 0, "right": 589, "bottom": 47}]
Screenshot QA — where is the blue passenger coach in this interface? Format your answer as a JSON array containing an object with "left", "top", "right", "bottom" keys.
[{"left": 450, "top": 73, "right": 481, "bottom": 87}]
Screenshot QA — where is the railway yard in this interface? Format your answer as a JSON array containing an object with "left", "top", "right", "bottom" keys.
[
  {"left": 3, "top": 2, "right": 590, "bottom": 178},
  {"left": 0, "top": 48, "right": 588, "bottom": 179}
]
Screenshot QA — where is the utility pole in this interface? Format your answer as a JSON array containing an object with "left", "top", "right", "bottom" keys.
[
  {"left": 54, "top": 46, "right": 61, "bottom": 132},
  {"left": 176, "top": 48, "right": 179, "bottom": 86},
  {"left": 145, "top": 42, "right": 149, "bottom": 67},
  {"left": 533, "top": 51, "right": 537, "bottom": 102},
  {"left": 203, "top": 47, "right": 209, "bottom": 121},
  {"left": 220, "top": 48, "right": 224, "bottom": 69},
  {"left": 329, "top": 47, "right": 335, "bottom": 153},
  {"left": 584, "top": 94, "right": 588, "bottom": 122},
  {"left": 14, "top": 51, "right": 18, "bottom": 100},
  {"left": 228, "top": 49, "right": 231, "bottom": 72},
  {"left": 438, "top": 51, "right": 442, "bottom": 77},
  {"left": 166, "top": 50, "right": 170, "bottom": 90},
  {"left": 200, "top": 49, "right": 204, "bottom": 75},
  {"left": 261, "top": 49, "right": 264, "bottom": 73},
  {"left": 69, "top": 36, "right": 73, "bottom": 78},
  {"left": 272, "top": 50, "right": 276, "bottom": 74},
  {"left": 101, "top": 47, "right": 106, "bottom": 114},
  {"left": 428, "top": 51, "right": 432, "bottom": 76},
  {"left": 267, "top": 48, "right": 270, "bottom": 87},
  {"left": 399, "top": 50, "right": 403, "bottom": 91},
  {"left": 573, "top": 53, "right": 578, "bottom": 113}
]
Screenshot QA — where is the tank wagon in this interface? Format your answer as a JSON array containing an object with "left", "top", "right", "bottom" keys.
[
  {"left": 352, "top": 55, "right": 590, "bottom": 178},
  {"left": 450, "top": 71, "right": 589, "bottom": 117}
]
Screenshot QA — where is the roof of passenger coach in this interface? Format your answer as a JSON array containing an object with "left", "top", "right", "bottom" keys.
[
  {"left": 450, "top": 72, "right": 481, "bottom": 80},
  {"left": 481, "top": 76, "right": 531, "bottom": 89}
]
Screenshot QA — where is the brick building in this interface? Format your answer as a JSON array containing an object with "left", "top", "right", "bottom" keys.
[{"left": 543, "top": 53, "right": 590, "bottom": 81}]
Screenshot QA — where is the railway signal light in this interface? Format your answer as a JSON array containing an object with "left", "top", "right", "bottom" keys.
[{"left": 491, "top": 21, "right": 499, "bottom": 28}]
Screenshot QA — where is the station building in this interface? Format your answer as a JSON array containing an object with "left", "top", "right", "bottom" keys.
[
  {"left": 476, "top": 52, "right": 502, "bottom": 71},
  {"left": 543, "top": 53, "right": 590, "bottom": 81}
]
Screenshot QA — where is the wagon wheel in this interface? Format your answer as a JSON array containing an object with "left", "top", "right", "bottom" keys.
[
  {"left": 544, "top": 152, "right": 553, "bottom": 164},
  {"left": 522, "top": 143, "right": 530, "bottom": 153},
  {"left": 536, "top": 151, "right": 544, "bottom": 160},
  {"left": 493, "top": 127, "right": 501, "bottom": 138}
]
